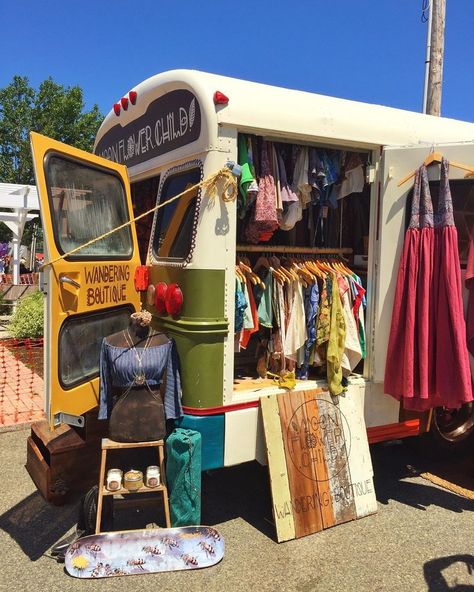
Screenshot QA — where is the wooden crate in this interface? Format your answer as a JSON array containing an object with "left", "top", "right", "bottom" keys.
[{"left": 26, "top": 411, "right": 107, "bottom": 505}]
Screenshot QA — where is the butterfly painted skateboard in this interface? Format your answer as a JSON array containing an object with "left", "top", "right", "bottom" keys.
[{"left": 65, "top": 526, "right": 224, "bottom": 578}]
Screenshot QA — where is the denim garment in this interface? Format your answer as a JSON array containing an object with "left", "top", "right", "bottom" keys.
[{"left": 99, "top": 338, "right": 183, "bottom": 421}]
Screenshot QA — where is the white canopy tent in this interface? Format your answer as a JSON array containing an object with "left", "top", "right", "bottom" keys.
[{"left": 0, "top": 183, "right": 39, "bottom": 285}]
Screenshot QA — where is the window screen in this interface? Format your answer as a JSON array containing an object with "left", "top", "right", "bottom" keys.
[
  {"left": 45, "top": 155, "right": 133, "bottom": 259},
  {"left": 59, "top": 306, "right": 132, "bottom": 388},
  {"left": 152, "top": 167, "right": 201, "bottom": 260}
]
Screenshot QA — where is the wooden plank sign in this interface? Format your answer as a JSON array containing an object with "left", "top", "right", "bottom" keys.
[{"left": 261, "top": 388, "right": 377, "bottom": 542}]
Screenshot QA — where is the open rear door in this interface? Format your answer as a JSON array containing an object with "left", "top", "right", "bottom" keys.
[
  {"left": 372, "top": 141, "right": 474, "bottom": 384},
  {"left": 30, "top": 132, "right": 141, "bottom": 428}
]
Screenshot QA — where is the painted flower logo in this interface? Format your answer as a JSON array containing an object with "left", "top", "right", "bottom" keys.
[
  {"left": 127, "top": 136, "right": 135, "bottom": 158},
  {"left": 189, "top": 98, "right": 196, "bottom": 129}
]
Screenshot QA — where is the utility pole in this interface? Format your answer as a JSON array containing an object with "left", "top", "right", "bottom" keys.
[{"left": 422, "top": 0, "right": 446, "bottom": 116}]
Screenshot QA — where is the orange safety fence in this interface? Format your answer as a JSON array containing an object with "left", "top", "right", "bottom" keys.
[
  {"left": 0, "top": 338, "right": 44, "bottom": 427},
  {"left": 0, "top": 273, "right": 39, "bottom": 285}
]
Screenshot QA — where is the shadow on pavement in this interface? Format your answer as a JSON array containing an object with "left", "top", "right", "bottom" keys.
[
  {"left": 0, "top": 491, "right": 79, "bottom": 561},
  {"left": 201, "top": 461, "right": 276, "bottom": 541},
  {"left": 371, "top": 441, "right": 474, "bottom": 513},
  {"left": 424, "top": 554, "right": 474, "bottom": 591},
  {"left": 0, "top": 461, "right": 277, "bottom": 559}
]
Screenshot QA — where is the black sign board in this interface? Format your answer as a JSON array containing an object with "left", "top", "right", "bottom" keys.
[{"left": 94, "top": 89, "right": 201, "bottom": 167}]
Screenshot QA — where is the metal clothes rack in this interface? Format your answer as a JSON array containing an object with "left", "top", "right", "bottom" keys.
[{"left": 236, "top": 245, "right": 353, "bottom": 255}]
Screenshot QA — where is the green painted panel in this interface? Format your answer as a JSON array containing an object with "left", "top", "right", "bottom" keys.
[
  {"left": 149, "top": 267, "right": 226, "bottom": 408},
  {"left": 157, "top": 322, "right": 224, "bottom": 408},
  {"left": 148, "top": 267, "right": 225, "bottom": 319}
]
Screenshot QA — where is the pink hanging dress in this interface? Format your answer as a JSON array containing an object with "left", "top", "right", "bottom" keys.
[{"left": 384, "top": 159, "right": 473, "bottom": 411}]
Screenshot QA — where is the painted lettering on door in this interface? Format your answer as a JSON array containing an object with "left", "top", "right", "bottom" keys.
[{"left": 84, "top": 264, "right": 130, "bottom": 306}]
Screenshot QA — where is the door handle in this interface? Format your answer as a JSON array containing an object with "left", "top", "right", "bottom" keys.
[{"left": 59, "top": 275, "right": 81, "bottom": 289}]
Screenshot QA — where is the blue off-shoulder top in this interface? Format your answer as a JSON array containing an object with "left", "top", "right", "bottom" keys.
[{"left": 98, "top": 337, "right": 183, "bottom": 421}]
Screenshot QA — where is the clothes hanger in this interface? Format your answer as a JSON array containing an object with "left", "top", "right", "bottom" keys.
[
  {"left": 238, "top": 260, "right": 263, "bottom": 287},
  {"left": 293, "top": 260, "right": 316, "bottom": 284},
  {"left": 289, "top": 258, "right": 311, "bottom": 286},
  {"left": 398, "top": 150, "right": 474, "bottom": 187},
  {"left": 338, "top": 259, "right": 354, "bottom": 275},
  {"left": 270, "top": 267, "right": 286, "bottom": 285},
  {"left": 235, "top": 266, "right": 246, "bottom": 283},
  {"left": 281, "top": 257, "right": 299, "bottom": 282},
  {"left": 272, "top": 256, "right": 292, "bottom": 283},
  {"left": 304, "top": 260, "right": 323, "bottom": 279},
  {"left": 305, "top": 259, "right": 325, "bottom": 278},
  {"left": 253, "top": 255, "right": 271, "bottom": 272},
  {"left": 268, "top": 255, "right": 288, "bottom": 284},
  {"left": 241, "top": 257, "right": 265, "bottom": 288}
]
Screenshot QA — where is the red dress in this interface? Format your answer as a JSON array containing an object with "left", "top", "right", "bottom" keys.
[{"left": 384, "top": 159, "right": 473, "bottom": 411}]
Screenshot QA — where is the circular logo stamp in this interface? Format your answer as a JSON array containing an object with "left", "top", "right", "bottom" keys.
[{"left": 286, "top": 398, "right": 351, "bottom": 482}]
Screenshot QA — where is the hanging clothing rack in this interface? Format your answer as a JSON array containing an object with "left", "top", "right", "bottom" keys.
[
  {"left": 397, "top": 151, "right": 474, "bottom": 187},
  {"left": 236, "top": 245, "right": 353, "bottom": 255}
]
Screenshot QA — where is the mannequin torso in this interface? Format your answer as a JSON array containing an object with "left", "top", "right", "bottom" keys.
[
  {"left": 105, "top": 322, "right": 169, "bottom": 348},
  {"left": 101, "top": 318, "right": 173, "bottom": 442}
]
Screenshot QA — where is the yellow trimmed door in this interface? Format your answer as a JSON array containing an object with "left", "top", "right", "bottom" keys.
[{"left": 30, "top": 132, "right": 141, "bottom": 428}]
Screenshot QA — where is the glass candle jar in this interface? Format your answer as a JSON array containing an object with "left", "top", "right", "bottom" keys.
[
  {"left": 123, "top": 469, "right": 143, "bottom": 491},
  {"left": 106, "top": 468, "right": 123, "bottom": 491},
  {"left": 146, "top": 465, "right": 160, "bottom": 488}
]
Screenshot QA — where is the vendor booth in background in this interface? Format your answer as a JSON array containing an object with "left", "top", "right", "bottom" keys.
[{"left": 25, "top": 71, "right": 474, "bottom": 529}]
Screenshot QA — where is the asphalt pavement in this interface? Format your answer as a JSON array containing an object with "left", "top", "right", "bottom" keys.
[{"left": 1, "top": 427, "right": 474, "bottom": 591}]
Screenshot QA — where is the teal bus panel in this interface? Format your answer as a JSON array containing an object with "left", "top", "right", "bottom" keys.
[{"left": 175, "top": 413, "right": 225, "bottom": 471}]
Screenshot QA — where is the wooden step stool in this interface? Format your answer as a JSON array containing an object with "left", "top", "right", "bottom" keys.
[{"left": 95, "top": 438, "right": 171, "bottom": 534}]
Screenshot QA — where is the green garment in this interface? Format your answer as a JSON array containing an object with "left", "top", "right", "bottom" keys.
[
  {"left": 327, "top": 274, "right": 346, "bottom": 396},
  {"left": 255, "top": 270, "right": 273, "bottom": 328},
  {"left": 358, "top": 315, "right": 366, "bottom": 359},
  {"left": 238, "top": 135, "right": 255, "bottom": 203}
]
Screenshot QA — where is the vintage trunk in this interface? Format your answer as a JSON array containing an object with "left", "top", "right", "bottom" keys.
[{"left": 26, "top": 410, "right": 107, "bottom": 505}]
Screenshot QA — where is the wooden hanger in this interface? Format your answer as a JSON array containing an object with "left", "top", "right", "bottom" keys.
[
  {"left": 293, "top": 261, "right": 316, "bottom": 284},
  {"left": 267, "top": 255, "right": 287, "bottom": 285},
  {"left": 238, "top": 260, "right": 265, "bottom": 288},
  {"left": 304, "top": 260, "right": 324, "bottom": 279},
  {"left": 398, "top": 151, "right": 474, "bottom": 187},
  {"left": 235, "top": 265, "right": 246, "bottom": 283}
]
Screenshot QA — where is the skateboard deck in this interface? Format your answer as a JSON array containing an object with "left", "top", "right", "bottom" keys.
[{"left": 65, "top": 526, "right": 224, "bottom": 578}]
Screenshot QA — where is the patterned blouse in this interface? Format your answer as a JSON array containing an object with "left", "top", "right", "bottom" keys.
[{"left": 98, "top": 338, "right": 183, "bottom": 421}]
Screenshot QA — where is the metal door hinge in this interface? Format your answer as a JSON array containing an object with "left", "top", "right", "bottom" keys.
[{"left": 54, "top": 412, "right": 85, "bottom": 428}]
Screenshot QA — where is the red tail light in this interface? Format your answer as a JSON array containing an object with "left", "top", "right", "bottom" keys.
[
  {"left": 113, "top": 103, "right": 121, "bottom": 116},
  {"left": 154, "top": 282, "right": 168, "bottom": 314},
  {"left": 134, "top": 265, "right": 149, "bottom": 291},
  {"left": 129, "top": 90, "right": 137, "bottom": 105},
  {"left": 165, "top": 283, "right": 183, "bottom": 317},
  {"left": 213, "top": 91, "right": 229, "bottom": 105},
  {"left": 120, "top": 97, "right": 129, "bottom": 110}
]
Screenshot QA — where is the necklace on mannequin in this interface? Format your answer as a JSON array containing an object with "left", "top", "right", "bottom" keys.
[{"left": 123, "top": 328, "right": 153, "bottom": 385}]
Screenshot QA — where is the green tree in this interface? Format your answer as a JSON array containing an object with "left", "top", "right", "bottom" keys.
[{"left": 0, "top": 75, "right": 103, "bottom": 184}]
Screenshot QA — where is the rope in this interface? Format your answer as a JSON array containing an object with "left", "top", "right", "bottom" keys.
[
  {"left": 420, "top": 471, "right": 474, "bottom": 500},
  {"left": 41, "top": 166, "right": 237, "bottom": 269}
]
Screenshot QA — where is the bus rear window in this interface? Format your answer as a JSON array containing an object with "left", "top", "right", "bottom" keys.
[
  {"left": 59, "top": 306, "right": 133, "bottom": 388},
  {"left": 45, "top": 155, "right": 133, "bottom": 259},
  {"left": 151, "top": 167, "right": 201, "bottom": 260}
]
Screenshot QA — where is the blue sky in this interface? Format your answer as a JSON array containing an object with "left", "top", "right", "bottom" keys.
[{"left": 1, "top": 1, "right": 473, "bottom": 122}]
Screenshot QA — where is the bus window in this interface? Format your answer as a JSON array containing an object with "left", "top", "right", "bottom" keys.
[
  {"left": 151, "top": 166, "right": 201, "bottom": 261},
  {"left": 45, "top": 154, "right": 133, "bottom": 259},
  {"left": 59, "top": 306, "right": 133, "bottom": 388},
  {"left": 131, "top": 176, "right": 160, "bottom": 263}
]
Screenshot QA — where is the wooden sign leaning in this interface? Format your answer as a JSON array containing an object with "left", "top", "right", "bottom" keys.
[{"left": 260, "top": 388, "right": 377, "bottom": 542}]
